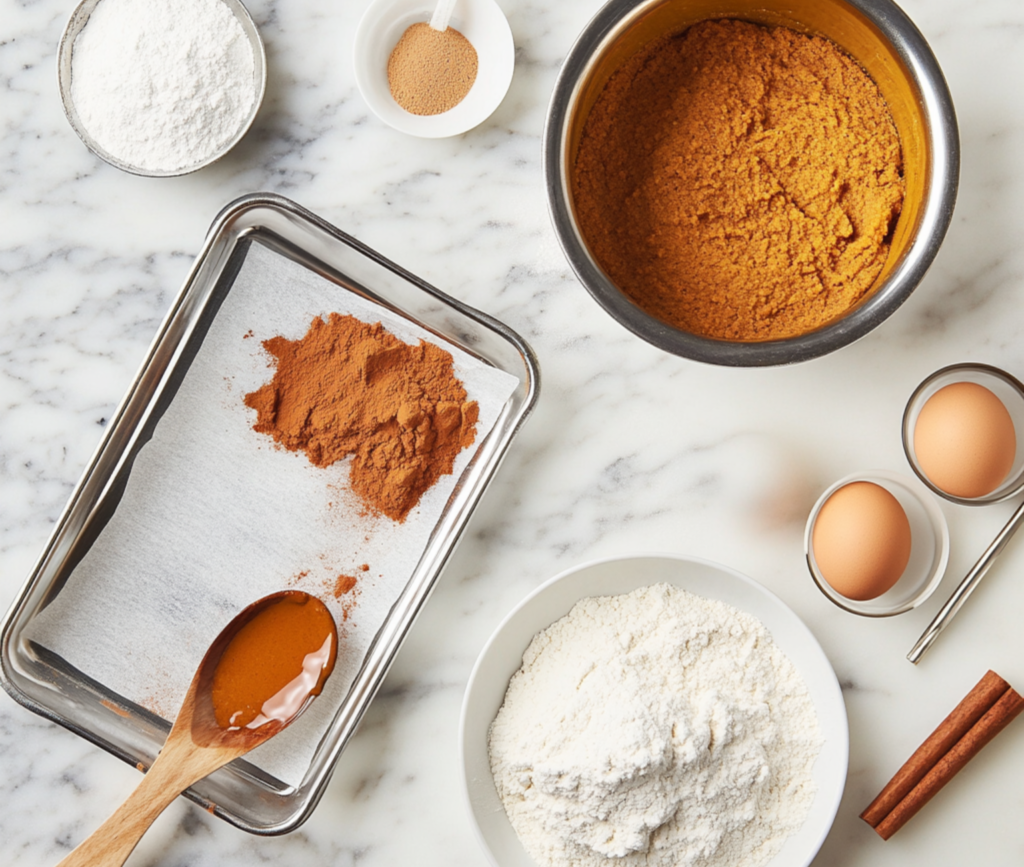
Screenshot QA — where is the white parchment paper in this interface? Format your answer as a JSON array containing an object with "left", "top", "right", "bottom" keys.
[{"left": 27, "top": 241, "right": 520, "bottom": 786}]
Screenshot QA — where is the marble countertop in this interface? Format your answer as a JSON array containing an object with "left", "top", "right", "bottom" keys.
[{"left": 3, "top": 0, "right": 1024, "bottom": 863}]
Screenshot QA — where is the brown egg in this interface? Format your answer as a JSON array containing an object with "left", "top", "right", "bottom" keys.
[
  {"left": 812, "top": 481, "right": 912, "bottom": 601},
  {"left": 913, "top": 382, "right": 1016, "bottom": 499}
]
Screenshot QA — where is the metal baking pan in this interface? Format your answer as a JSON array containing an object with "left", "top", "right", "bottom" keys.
[{"left": 0, "top": 192, "right": 540, "bottom": 834}]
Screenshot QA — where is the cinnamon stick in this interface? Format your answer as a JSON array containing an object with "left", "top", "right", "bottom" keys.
[
  {"left": 860, "top": 670, "right": 1009, "bottom": 827},
  {"left": 875, "top": 686, "right": 1024, "bottom": 839},
  {"left": 861, "top": 670, "right": 1024, "bottom": 840}
]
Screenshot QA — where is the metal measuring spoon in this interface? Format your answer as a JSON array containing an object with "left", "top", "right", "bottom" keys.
[{"left": 908, "top": 503, "right": 1024, "bottom": 662}]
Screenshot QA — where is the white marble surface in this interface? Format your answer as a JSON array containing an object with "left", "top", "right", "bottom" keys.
[{"left": 2, "top": 0, "right": 1024, "bottom": 864}]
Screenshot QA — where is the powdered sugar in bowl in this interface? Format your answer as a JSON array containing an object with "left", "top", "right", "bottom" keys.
[
  {"left": 57, "top": 0, "right": 266, "bottom": 177},
  {"left": 460, "top": 555, "right": 848, "bottom": 867}
]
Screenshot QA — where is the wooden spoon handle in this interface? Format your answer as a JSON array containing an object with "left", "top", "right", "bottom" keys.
[{"left": 55, "top": 747, "right": 218, "bottom": 867}]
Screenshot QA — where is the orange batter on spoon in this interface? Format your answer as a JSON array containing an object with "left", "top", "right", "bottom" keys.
[{"left": 210, "top": 591, "right": 337, "bottom": 731}]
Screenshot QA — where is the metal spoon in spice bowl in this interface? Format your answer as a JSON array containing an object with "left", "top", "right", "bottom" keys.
[{"left": 56, "top": 591, "right": 338, "bottom": 867}]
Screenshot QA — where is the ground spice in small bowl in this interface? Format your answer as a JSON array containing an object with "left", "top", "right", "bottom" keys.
[
  {"left": 388, "top": 22, "right": 478, "bottom": 116},
  {"left": 572, "top": 19, "right": 905, "bottom": 342}
]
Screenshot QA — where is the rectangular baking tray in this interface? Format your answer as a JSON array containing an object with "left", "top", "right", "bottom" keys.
[{"left": 0, "top": 192, "right": 540, "bottom": 834}]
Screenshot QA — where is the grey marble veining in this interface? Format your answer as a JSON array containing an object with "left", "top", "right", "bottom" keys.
[{"left": 3, "top": 0, "right": 1024, "bottom": 864}]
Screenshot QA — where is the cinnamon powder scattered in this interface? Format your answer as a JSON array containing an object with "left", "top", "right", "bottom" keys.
[
  {"left": 572, "top": 19, "right": 905, "bottom": 341},
  {"left": 329, "top": 573, "right": 361, "bottom": 622},
  {"left": 101, "top": 699, "right": 131, "bottom": 718},
  {"left": 288, "top": 569, "right": 310, "bottom": 586},
  {"left": 333, "top": 574, "right": 358, "bottom": 598},
  {"left": 387, "top": 22, "right": 478, "bottom": 116},
  {"left": 244, "top": 313, "right": 479, "bottom": 522}
]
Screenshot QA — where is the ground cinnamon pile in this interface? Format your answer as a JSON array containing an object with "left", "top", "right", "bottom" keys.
[
  {"left": 572, "top": 19, "right": 905, "bottom": 341},
  {"left": 387, "top": 23, "right": 478, "bottom": 116},
  {"left": 244, "top": 313, "right": 479, "bottom": 522}
]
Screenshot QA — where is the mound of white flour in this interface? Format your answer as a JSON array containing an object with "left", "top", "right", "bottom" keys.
[
  {"left": 488, "top": 584, "right": 823, "bottom": 867},
  {"left": 71, "top": 0, "right": 256, "bottom": 172}
]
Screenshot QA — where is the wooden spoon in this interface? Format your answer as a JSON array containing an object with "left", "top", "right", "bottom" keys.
[{"left": 57, "top": 591, "right": 338, "bottom": 867}]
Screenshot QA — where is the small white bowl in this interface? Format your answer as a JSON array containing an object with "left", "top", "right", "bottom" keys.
[
  {"left": 805, "top": 470, "right": 950, "bottom": 617},
  {"left": 56, "top": 0, "right": 266, "bottom": 177},
  {"left": 460, "top": 554, "right": 848, "bottom": 867},
  {"left": 353, "top": 0, "right": 514, "bottom": 138}
]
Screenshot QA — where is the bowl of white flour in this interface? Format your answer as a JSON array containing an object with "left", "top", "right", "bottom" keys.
[
  {"left": 460, "top": 555, "right": 848, "bottom": 867},
  {"left": 57, "top": 0, "right": 266, "bottom": 176}
]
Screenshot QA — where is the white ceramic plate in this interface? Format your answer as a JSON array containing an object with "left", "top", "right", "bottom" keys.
[
  {"left": 353, "top": 0, "right": 514, "bottom": 138},
  {"left": 460, "top": 554, "right": 848, "bottom": 867}
]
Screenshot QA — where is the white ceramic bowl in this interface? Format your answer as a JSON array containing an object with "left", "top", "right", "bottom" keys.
[
  {"left": 460, "top": 554, "right": 849, "bottom": 867},
  {"left": 353, "top": 0, "right": 514, "bottom": 137}
]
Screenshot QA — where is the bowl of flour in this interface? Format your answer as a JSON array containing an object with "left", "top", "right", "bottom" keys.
[
  {"left": 460, "top": 555, "right": 848, "bottom": 867},
  {"left": 57, "top": 0, "right": 266, "bottom": 176}
]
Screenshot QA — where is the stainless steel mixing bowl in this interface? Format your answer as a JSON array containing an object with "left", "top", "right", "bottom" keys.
[{"left": 544, "top": 0, "right": 959, "bottom": 366}]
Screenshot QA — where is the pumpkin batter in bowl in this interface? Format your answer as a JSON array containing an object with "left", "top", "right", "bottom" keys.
[{"left": 572, "top": 19, "right": 905, "bottom": 341}]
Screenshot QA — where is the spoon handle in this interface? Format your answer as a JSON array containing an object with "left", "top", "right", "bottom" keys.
[
  {"left": 55, "top": 744, "right": 224, "bottom": 867},
  {"left": 429, "top": 0, "right": 458, "bottom": 31},
  {"left": 908, "top": 498, "right": 1024, "bottom": 664}
]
